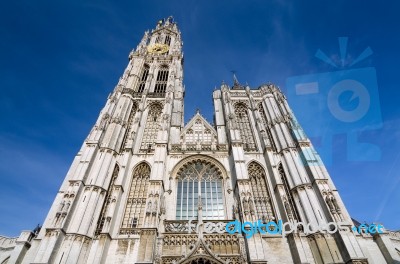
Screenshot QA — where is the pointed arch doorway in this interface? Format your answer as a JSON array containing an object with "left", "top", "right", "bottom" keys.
[{"left": 181, "top": 256, "right": 222, "bottom": 264}]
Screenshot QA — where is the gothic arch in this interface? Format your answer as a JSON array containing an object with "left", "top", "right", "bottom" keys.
[
  {"left": 145, "top": 101, "right": 163, "bottom": 112},
  {"left": 130, "top": 160, "right": 152, "bottom": 175},
  {"left": 246, "top": 159, "right": 266, "bottom": 171},
  {"left": 157, "top": 63, "right": 169, "bottom": 69},
  {"left": 121, "top": 162, "right": 151, "bottom": 229},
  {"left": 137, "top": 64, "right": 150, "bottom": 93},
  {"left": 181, "top": 257, "right": 224, "bottom": 264},
  {"left": 171, "top": 155, "right": 228, "bottom": 180},
  {"left": 233, "top": 103, "right": 257, "bottom": 151},
  {"left": 0, "top": 256, "right": 10, "bottom": 264},
  {"left": 173, "top": 155, "right": 228, "bottom": 220},
  {"left": 154, "top": 65, "right": 169, "bottom": 93},
  {"left": 140, "top": 103, "right": 163, "bottom": 151},
  {"left": 233, "top": 101, "right": 250, "bottom": 109},
  {"left": 177, "top": 239, "right": 225, "bottom": 264},
  {"left": 247, "top": 161, "right": 276, "bottom": 222}
]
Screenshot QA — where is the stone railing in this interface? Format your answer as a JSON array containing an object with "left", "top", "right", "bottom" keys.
[
  {"left": 0, "top": 235, "right": 17, "bottom": 249},
  {"left": 147, "top": 92, "right": 166, "bottom": 98},
  {"left": 164, "top": 220, "right": 229, "bottom": 234},
  {"left": 118, "top": 228, "right": 141, "bottom": 235},
  {"left": 170, "top": 144, "right": 226, "bottom": 152},
  {"left": 164, "top": 220, "right": 196, "bottom": 233},
  {"left": 121, "top": 89, "right": 166, "bottom": 98},
  {"left": 121, "top": 88, "right": 141, "bottom": 97}
]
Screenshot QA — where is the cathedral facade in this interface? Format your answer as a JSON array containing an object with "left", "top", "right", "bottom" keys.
[{"left": 1, "top": 18, "right": 399, "bottom": 264}]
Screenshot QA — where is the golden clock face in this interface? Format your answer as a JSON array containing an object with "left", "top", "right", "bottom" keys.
[{"left": 147, "top": 43, "right": 169, "bottom": 54}]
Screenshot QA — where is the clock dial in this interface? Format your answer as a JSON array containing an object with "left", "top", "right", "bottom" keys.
[{"left": 147, "top": 43, "right": 169, "bottom": 54}]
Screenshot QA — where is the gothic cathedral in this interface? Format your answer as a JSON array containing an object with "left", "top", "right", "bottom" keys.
[{"left": 1, "top": 17, "right": 399, "bottom": 264}]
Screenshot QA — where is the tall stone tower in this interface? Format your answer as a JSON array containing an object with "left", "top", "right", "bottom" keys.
[{"left": 1, "top": 17, "right": 399, "bottom": 264}]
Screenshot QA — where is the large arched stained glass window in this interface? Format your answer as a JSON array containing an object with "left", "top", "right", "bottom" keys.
[{"left": 176, "top": 159, "right": 224, "bottom": 220}]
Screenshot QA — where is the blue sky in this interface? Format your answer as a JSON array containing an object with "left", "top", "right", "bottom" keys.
[{"left": 0, "top": 0, "right": 399, "bottom": 236}]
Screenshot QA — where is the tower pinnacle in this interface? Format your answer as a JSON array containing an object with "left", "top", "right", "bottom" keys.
[{"left": 232, "top": 72, "right": 244, "bottom": 90}]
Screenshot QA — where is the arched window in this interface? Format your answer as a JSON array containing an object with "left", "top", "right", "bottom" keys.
[
  {"left": 137, "top": 64, "right": 150, "bottom": 93},
  {"left": 204, "top": 129, "right": 212, "bottom": 144},
  {"left": 140, "top": 103, "right": 162, "bottom": 151},
  {"left": 95, "top": 164, "right": 119, "bottom": 235},
  {"left": 248, "top": 162, "right": 275, "bottom": 222},
  {"left": 154, "top": 65, "right": 169, "bottom": 93},
  {"left": 176, "top": 159, "right": 224, "bottom": 220},
  {"left": 186, "top": 129, "right": 194, "bottom": 142},
  {"left": 121, "top": 163, "right": 150, "bottom": 229},
  {"left": 164, "top": 35, "right": 171, "bottom": 46},
  {"left": 234, "top": 103, "right": 257, "bottom": 151}
]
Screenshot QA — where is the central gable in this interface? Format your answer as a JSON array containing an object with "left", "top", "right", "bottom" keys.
[{"left": 181, "top": 112, "right": 217, "bottom": 146}]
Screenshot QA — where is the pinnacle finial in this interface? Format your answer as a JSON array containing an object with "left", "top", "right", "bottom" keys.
[
  {"left": 231, "top": 71, "right": 244, "bottom": 89},
  {"left": 233, "top": 73, "right": 240, "bottom": 86}
]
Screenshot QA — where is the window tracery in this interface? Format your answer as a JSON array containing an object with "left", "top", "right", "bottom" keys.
[
  {"left": 234, "top": 103, "right": 257, "bottom": 151},
  {"left": 137, "top": 64, "right": 150, "bottom": 93},
  {"left": 121, "top": 163, "right": 150, "bottom": 229},
  {"left": 154, "top": 65, "right": 169, "bottom": 93},
  {"left": 165, "top": 35, "right": 171, "bottom": 46},
  {"left": 176, "top": 160, "right": 224, "bottom": 220},
  {"left": 184, "top": 119, "right": 214, "bottom": 145},
  {"left": 248, "top": 162, "right": 275, "bottom": 222},
  {"left": 140, "top": 103, "right": 162, "bottom": 151}
]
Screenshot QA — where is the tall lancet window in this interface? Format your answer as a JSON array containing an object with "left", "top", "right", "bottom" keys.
[
  {"left": 248, "top": 162, "right": 275, "bottom": 222},
  {"left": 176, "top": 160, "right": 224, "bottom": 220},
  {"left": 164, "top": 35, "right": 171, "bottom": 46},
  {"left": 121, "top": 163, "right": 150, "bottom": 229},
  {"left": 140, "top": 103, "right": 162, "bottom": 151},
  {"left": 234, "top": 103, "right": 257, "bottom": 151},
  {"left": 278, "top": 164, "right": 300, "bottom": 222},
  {"left": 137, "top": 64, "right": 150, "bottom": 93},
  {"left": 95, "top": 164, "right": 119, "bottom": 235},
  {"left": 154, "top": 65, "right": 169, "bottom": 93}
]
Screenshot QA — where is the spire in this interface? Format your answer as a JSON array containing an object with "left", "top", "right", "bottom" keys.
[
  {"left": 156, "top": 16, "right": 175, "bottom": 28},
  {"left": 233, "top": 73, "right": 240, "bottom": 86},
  {"left": 232, "top": 72, "right": 244, "bottom": 90}
]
